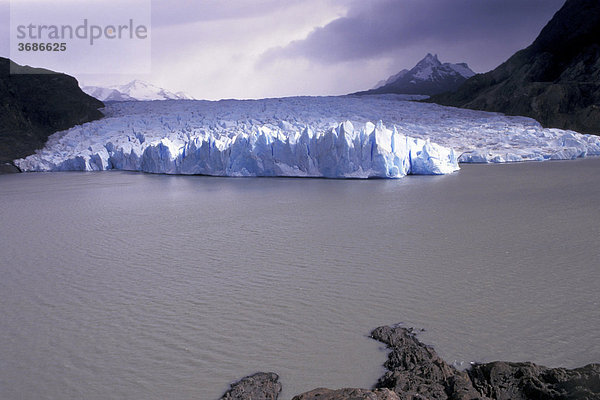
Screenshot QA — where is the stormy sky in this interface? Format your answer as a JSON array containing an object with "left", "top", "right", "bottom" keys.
[{"left": 1, "top": 0, "right": 565, "bottom": 99}]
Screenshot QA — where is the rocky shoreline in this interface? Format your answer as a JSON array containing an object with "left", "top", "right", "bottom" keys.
[{"left": 220, "top": 325, "right": 600, "bottom": 400}]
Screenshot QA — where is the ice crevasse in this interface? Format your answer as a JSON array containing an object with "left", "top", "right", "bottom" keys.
[{"left": 16, "top": 120, "right": 460, "bottom": 178}]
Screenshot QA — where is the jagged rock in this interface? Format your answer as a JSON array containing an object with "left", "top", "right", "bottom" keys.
[
  {"left": 0, "top": 57, "right": 104, "bottom": 168},
  {"left": 370, "top": 325, "right": 600, "bottom": 400},
  {"left": 370, "top": 326, "right": 483, "bottom": 400},
  {"left": 292, "top": 388, "right": 400, "bottom": 400},
  {"left": 468, "top": 361, "right": 600, "bottom": 400},
  {"left": 220, "top": 372, "right": 282, "bottom": 400},
  {"left": 430, "top": 0, "right": 600, "bottom": 135}
]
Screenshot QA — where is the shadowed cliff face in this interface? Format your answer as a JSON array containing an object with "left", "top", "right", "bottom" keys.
[
  {"left": 429, "top": 0, "right": 600, "bottom": 135},
  {"left": 0, "top": 57, "right": 104, "bottom": 169}
]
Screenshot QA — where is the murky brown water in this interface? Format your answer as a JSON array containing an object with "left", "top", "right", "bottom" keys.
[{"left": 1, "top": 158, "right": 599, "bottom": 399}]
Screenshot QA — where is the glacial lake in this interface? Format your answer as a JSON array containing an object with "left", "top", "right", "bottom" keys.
[{"left": 1, "top": 158, "right": 599, "bottom": 400}]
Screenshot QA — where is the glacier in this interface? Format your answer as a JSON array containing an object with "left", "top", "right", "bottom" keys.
[{"left": 15, "top": 95, "right": 600, "bottom": 178}]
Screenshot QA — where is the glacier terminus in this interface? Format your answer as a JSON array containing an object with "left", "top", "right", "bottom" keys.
[{"left": 15, "top": 95, "right": 600, "bottom": 178}]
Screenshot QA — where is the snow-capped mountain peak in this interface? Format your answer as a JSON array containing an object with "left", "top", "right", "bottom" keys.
[
  {"left": 357, "top": 54, "right": 476, "bottom": 96},
  {"left": 116, "top": 80, "right": 176, "bottom": 101},
  {"left": 409, "top": 53, "right": 475, "bottom": 82},
  {"left": 82, "top": 80, "right": 194, "bottom": 102},
  {"left": 417, "top": 53, "right": 442, "bottom": 67}
]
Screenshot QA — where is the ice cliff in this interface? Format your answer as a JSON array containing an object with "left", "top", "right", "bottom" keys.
[{"left": 15, "top": 95, "right": 600, "bottom": 177}]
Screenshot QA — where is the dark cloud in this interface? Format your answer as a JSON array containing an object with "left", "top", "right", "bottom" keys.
[
  {"left": 151, "top": 0, "right": 309, "bottom": 27},
  {"left": 262, "top": 0, "right": 565, "bottom": 66}
]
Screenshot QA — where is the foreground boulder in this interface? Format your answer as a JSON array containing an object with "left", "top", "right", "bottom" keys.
[
  {"left": 220, "top": 372, "right": 282, "bottom": 400},
  {"left": 0, "top": 57, "right": 104, "bottom": 170},
  {"left": 430, "top": 0, "right": 600, "bottom": 135}
]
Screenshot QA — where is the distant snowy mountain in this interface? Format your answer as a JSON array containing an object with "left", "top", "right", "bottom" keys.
[
  {"left": 356, "top": 54, "right": 476, "bottom": 96},
  {"left": 82, "top": 80, "right": 194, "bottom": 101},
  {"left": 82, "top": 86, "right": 135, "bottom": 102}
]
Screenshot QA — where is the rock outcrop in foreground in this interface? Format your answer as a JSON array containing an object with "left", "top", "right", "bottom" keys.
[
  {"left": 371, "top": 326, "right": 481, "bottom": 399},
  {"left": 372, "top": 326, "right": 599, "bottom": 400},
  {"left": 0, "top": 57, "right": 104, "bottom": 171},
  {"left": 468, "top": 361, "right": 600, "bottom": 400},
  {"left": 220, "top": 372, "right": 281, "bottom": 400},
  {"left": 430, "top": 0, "right": 600, "bottom": 135},
  {"left": 222, "top": 325, "right": 600, "bottom": 400}
]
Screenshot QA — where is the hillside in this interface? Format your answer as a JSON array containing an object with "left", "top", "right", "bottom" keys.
[
  {"left": 430, "top": 0, "right": 600, "bottom": 135},
  {"left": 0, "top": 58, "right": 104, "bottom": 171}
]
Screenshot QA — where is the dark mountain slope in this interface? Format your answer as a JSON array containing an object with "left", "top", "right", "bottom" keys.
[
  {"left": 430, "top": 0, "right": 600, "bottom": 135},
  {"left": 0, "top": 58, "right": 104, "bottom": 170}
]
